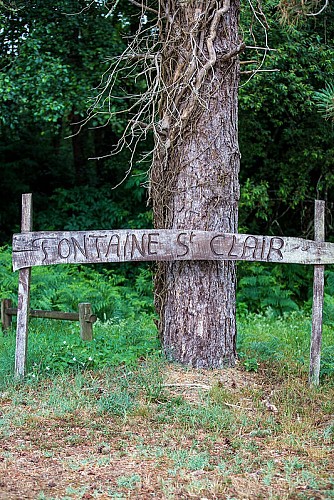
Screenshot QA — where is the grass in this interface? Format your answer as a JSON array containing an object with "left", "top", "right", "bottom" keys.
[
  {"left": 0, "top": 359, "right": 333, "bottom": 499},
  {"left": 0, "top": 314, "right": 159, "bottom": 385},
  {"left": 1, "top": 261, "right": 334, "bottom": 498},
  {"left": 237, "top": 309, "right": 334, "bottom": 379},
  {"left": 1, "top": 308, "right": 334, "bottom": 384}
]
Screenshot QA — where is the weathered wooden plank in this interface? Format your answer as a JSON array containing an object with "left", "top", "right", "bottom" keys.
[
  {"left": 12, "top": 229, "right": 334, "bottom": 270},
  {"left": 78, "top": 303, "right": 94, "bottom": 341},
  {"left": 309, "top": 200, "right": 325, "bottom": 386},
  {"left": 3, "top": 306, "right": 97, "bottom": 323},
  {"left": 15, "top": 194, "right": 33, "bottom": 377},
  {"left": 1, "top": 298, "right": 13, "bottom": 333},
  {"left": 29, "top": 309, "right": 79, "bottom": 321},
  {"left": 5, "top": 307, "right": 78, "bottom": 321}
]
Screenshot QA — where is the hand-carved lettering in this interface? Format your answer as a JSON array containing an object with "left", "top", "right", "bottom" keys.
[
  {"left": 105, "top": 234, "right": 120, "bottom": 258},
  {"left": 58, "top": 238, "right": 71, "bottom": 259},
  {"left": 31, "top": 237, "right": 56, "bottom": 262},
  {"left": 148, "top": 233, "right": 159, "bottom": 255},
  {"left": 260, "top": 237, "right": 266, "bottom": 259},
  {"left": 13, "top": 229, "right": 323, "bottom": 272},
  {"left": 241, "top": 236, "right": 258, "bottom": 259},
  {"left": 131, "top": 234, "right": 145, "bottom": 258},
  {"left": 92, "top": 235, "right": 107, "bottom": 259},
  {"left": 71, "top": 236, "right": 87, "bottom": 259},
  {"left": 267, "top": 237, "right": 284, "bottom": 261},
  {"left": 123, "top": 234, "right": 130, "bottom": 258},
  {"left": 228, "top": 235, "right": 239, "bottom": 258},
  {"left": 176, "top": 232, "right": 189, "bottom": 257},
  {"left": 210, "top": 235, "right": 225, "bottom": 256},
  {"left": 41, "top": 240, "right": 50, "bottom": 262}
]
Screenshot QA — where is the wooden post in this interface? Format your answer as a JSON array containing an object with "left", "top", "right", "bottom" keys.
[
  {"left": 78, "top": 303, "right": 95, "bottom": 341},
  {"left": 309, "top": 200, "right": 325, "bottom": 386},
  {"left": 15, "top": 194, "right": 33, "bottom": 377},
  {"left": 1, "top": 299, "right": 13, "bottom": 333}
]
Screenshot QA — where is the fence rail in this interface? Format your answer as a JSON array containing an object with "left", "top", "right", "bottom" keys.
[
  {"left": 10, "top": 193, "right": 329, "bottom": 385},
  {"left": 1, "top": 299, "right": 96, "bottom": 341}
]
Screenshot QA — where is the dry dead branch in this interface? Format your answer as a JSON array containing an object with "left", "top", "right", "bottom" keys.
[{"left": 80, "top": 0, "right": 276, "bottom": 189}]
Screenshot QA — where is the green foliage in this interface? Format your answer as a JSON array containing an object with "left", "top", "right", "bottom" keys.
[
  {"left": 0, "top": 246, "right": 17, "bottom": 303},
  {"left": 237, "top": 259, "right": 327, "bottom": 317},
  {"left": 237, "top": 310, "right": 334, "bottom": 379},
  {"left": 35, "top": 184, "right": 151, "bottom": 232},
  {"left": 322, "top": 270, "right": 334, "bottom": 328},
  {"left": 314, "top": 82, "right": 334, "bottom": 121},
  {"left": 238, "top": 179, "right": 270, "bottom": 233},
  {"left": 1, "top": 243, "right": 334, "bottom": 383},
  {"left": 98, "top": 390, "right": 138, "bottom": 417},
  {"left": 0, "top": 315, "right": 159, "bottom": 384},
  {"left": 136, "top": 357, "right": 166, "bottom": 403},
  {"left": 0, "top": 0, "right": 149, "bottom": 244},
  {"left": 320, "top": 345, "right": 334, "bottom": 378},
  {"left": 239, "top": 4, "right": 334, "bottom": 235},
  {"left": 0, "top": 245, "right": 160, "bottom": 384},
  {"left": 0, "top": 246, "right": 154, "bottom": 319},
  {"left": 0, "top": 0, "right": 127, "bottom": 131},
  {"left": 242, "top": 356, "right": 259, "bottom": 373},
  {"left": 237, "top": 262, "right": 300, "bottom": 315}
]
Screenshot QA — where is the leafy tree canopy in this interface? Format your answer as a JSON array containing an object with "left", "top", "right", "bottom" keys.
[
  {"left": 0, "top": 0, "right": 333, "bottom": 246},
  {"left": 239, "top": 1, "right": 334, "bottom": 236}
]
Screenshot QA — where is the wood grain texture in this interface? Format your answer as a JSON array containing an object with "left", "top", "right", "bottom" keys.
[
  {"left": 309, "top": 200, "right": 325, "bottom": 386},
  {"left": 12, "top": 229, "right": 334, "bottom": 270},
  {"left": 15, "top": 193, "right": 33, "bottom": 377},
  {"left": 79, "top": 303, "right": 94, "bottom": 341},
  {"left": 1, "top": 298, "right": 13, "bottom": 332}
]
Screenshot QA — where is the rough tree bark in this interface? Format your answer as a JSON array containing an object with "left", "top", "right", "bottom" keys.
[{"left": 151, "top": 1, "right": 242, "bottom": 368}]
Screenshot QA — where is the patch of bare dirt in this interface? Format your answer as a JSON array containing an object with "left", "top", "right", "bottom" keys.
[{"left": 0, "top": 366, "right": 332, "bottom": 499}]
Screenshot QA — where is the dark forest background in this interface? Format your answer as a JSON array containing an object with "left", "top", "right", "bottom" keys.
[{"left": 1, "top": 0, "right": 333, "bottom": 313}]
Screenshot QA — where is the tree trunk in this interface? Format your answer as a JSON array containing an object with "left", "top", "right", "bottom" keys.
[{"left": 151, "top": 1, "right": 241, "bottom": 368}]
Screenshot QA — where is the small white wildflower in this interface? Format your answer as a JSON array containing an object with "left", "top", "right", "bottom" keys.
[
  {"left": 73, "top": 357, "right": 76, "bottom": 361},
  {"left": 32, "top": 374, "right": 36, "bottom": 378},
  {"left": 46, "top": 366, "right": 50, "bottom": 371},
  {"left": 63, "top": 341, "right": 67, "bottom": 345},
  {"left": 88, "top": 357, "right": 93, "bottom": 361}
]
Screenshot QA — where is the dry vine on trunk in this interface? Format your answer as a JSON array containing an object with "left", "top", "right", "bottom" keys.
[
  {"left": 82, "top": 0, "right": 330, "bottom": 367},
  {"left": 150, "top": 1, "right": 243, "bottom": 368},
  {"left": 87, "top": 0, "right": 244, "bottom": 368}
]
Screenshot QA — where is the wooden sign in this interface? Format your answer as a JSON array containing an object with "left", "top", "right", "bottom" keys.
[
  {"left": 11, "top": 195, "right": 328, "bottom": 386},
  {"left": 12, "top": 229, "right": 334, "bottom": 270}
]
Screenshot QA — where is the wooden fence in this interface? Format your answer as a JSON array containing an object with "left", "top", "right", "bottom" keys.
[
  {"left": 10, "top": 194, "right": 334, "bottom": 384},
  {"left": 1, "top": 299, "right": 96, "bottom": 340}
]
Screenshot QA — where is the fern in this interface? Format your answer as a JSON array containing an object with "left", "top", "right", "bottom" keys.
[
  {"left": 0, "top": 246, "right": 154, "bottom": 320},
  {"left": 238, "top": 263, "right": 299, "bottom": 315},
  {"left": 314, "top": 82, "right": 334, "bottom": 121}
]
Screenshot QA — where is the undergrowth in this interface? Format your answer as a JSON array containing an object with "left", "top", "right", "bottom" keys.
[
  {"left": 237, "top": 310, "right": 334, "bottom": 378},
  {"left": 0, "top": 316, "right": 159, "bottom": 387},
  {"left": 1, "top": 245, "right": 334, "bottom": 384},
  {"left": 0, "top": 358, "right": 333, "bottom": 499},
  {"left": 0, "top": 245, "right": 154, "bottom": 319}
]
